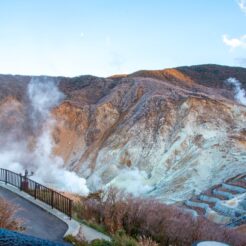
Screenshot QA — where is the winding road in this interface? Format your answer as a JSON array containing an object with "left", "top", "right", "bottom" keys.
[{"left": 0, "top": 186, "right": 68, "bottom": 243}]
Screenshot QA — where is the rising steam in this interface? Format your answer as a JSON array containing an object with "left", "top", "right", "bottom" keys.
[
  {"left": 87, "top": 167, "right": 153, "bottom": 197},
  {"left": 225, "top": 77, "right": 246, "bottom": 106},
  {"left": 0, "top": 77, "right": 89, "bottom": 195},
  {"left": 107, "top": 168, "right": 153, "bottom": 196}
]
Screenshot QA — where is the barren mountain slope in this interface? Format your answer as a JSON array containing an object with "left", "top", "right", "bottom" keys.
[{"left": 0, "top": 65, "right": 246, "bottom": 202}]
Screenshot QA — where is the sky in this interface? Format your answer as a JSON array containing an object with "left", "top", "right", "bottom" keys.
[{"left": 0, "top": 0, "right": 245, "bottom": 77}]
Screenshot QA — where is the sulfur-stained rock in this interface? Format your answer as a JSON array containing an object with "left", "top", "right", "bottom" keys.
[{"left": 0, "top": 65, "right": 246, "bottom": 202}]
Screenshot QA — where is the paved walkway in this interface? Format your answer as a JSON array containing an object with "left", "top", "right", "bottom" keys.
[
  {"left": 0, "top": 182, "right": 111, "bottom": 242},
  {"left": 0, "top": 186, "right": 68, "bottom": 243}
]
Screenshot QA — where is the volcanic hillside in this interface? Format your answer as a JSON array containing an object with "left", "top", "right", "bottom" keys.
[{"left": 1, "top": 64, "right": 246, "bottom": 202}]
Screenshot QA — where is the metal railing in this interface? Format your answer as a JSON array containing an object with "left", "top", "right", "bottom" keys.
[{"left": 0, "top": 168, "right": 72, "bottom": 219}]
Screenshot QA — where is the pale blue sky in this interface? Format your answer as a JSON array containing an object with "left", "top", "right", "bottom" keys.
[{"left": 0, "top": 0, "right": 245, "bottom": 77}]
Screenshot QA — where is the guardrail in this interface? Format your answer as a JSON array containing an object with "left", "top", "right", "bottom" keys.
[{"left": 0, "top": 168, "right": 72, "bottom": 219}]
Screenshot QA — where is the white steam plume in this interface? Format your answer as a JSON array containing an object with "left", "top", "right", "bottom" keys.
[
  {"left": 225, "top": 77, "right": 246, "bottom": 106},
  {"left": 0, "top": 77, "right": 89, "bottom": 195},
  {"left": 28, "top": 78, "right": 64, "bottom": 126},
  {"left": 106, "top": 168, "right": 153, "bottom": 196}
]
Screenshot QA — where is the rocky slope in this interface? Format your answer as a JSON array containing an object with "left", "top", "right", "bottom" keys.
[{"left": 1, "top": 64, "right": 246, "bottom": 203}]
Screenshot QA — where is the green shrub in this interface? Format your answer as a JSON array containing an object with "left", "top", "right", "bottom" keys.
[
  {"left": 91, "top": 239, "right": 112, "bottom": 246},
  {"left": 111, "top": 231, "right": 138, "bottom": 246},
  {"left": 64, "top": 234, "right": 89, "bottom": 246}
]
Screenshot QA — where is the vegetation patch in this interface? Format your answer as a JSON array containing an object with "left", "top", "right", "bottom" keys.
[{"left": 72, "top": 188, "right": 246, "bottom": 246}]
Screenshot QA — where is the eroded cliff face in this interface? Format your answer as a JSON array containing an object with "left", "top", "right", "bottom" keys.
[{"left": 0, "top": 65, "right": 246, "bottom": 202}]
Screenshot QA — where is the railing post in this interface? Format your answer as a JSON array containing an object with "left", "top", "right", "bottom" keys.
[
  {"left": 5, "top": 170, "right": 7, "bottom": 185},
  {"left": 51, "top": 190, "right": 54, "bottom": 209},
  {"left": 69, "top": 200, "right": 72, "bottom": 219},
  {"left": 34, "top": 183, "right": 37, "bottom": 199},
  {"left": 19, "top": 174, "right": 22, "bottom": 191}
]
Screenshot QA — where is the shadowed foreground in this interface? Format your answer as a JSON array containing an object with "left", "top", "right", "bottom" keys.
[{"left": 0, "top": 228, "right": 68, "bottom": 246}]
